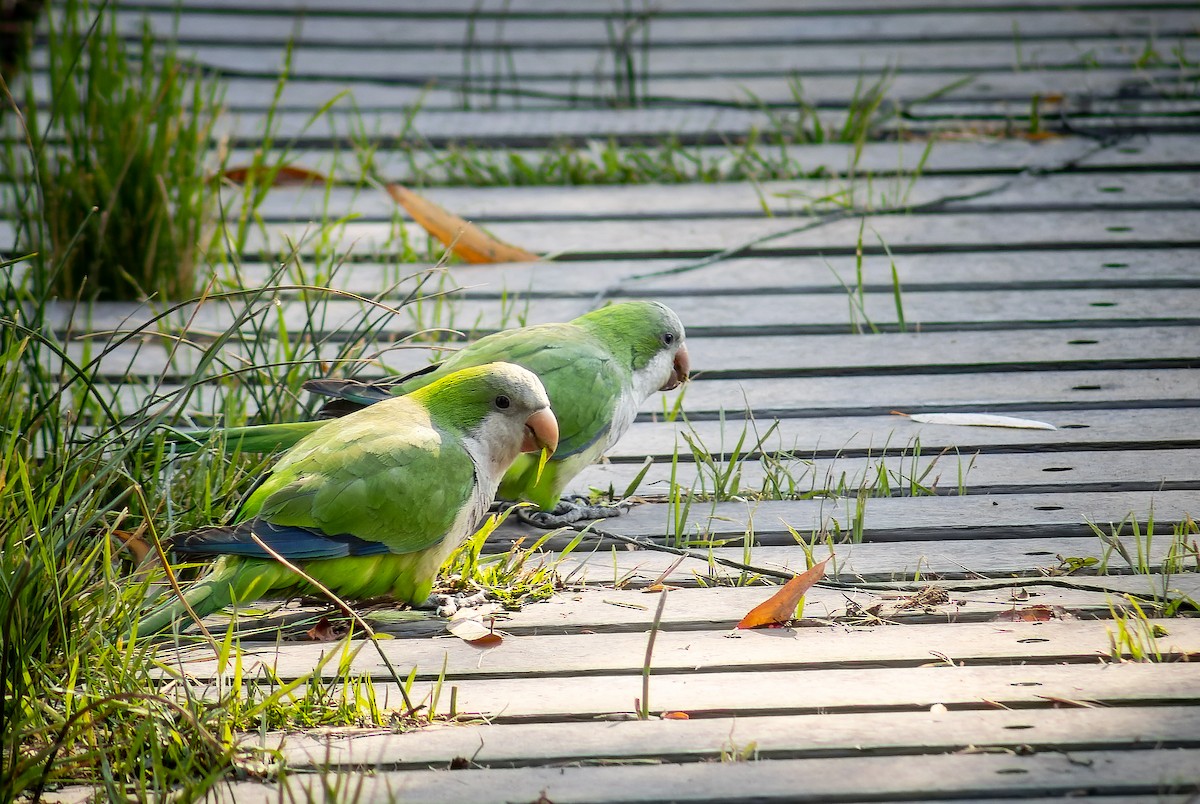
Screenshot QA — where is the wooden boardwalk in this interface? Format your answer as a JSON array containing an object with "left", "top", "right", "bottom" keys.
[{"left": 36, "top": 0, "right": 1200, "bottom": 801}]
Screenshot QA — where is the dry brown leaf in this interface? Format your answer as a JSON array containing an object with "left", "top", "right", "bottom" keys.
[
  {"left": 112, "top": 528, "right": 151, "bottom": 564},
  {"left": 386, "top": 183, "right": 540, "bottom": 264},
  {"left": 447, "top": 618, "right": 504, "bottom": 648},
  {"left": 993, "top": 605, "right": 1071, "bottom": 622},
  {"left": 223, "top": 164, "right": 330, "bottom": 186},
  {"left": 737, "top": 558, "right": 830, "bottom": 629},
  {"left": 305, "top": 616, "right": 349, "bottom": 641}
]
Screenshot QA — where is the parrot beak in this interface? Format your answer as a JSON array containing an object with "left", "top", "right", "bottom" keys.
[
  {"left": 660, "top": 343, "right": 691, "bottom": 391},
  {"left": 521, "top": 407, "right": 559, "bottom": 455}
]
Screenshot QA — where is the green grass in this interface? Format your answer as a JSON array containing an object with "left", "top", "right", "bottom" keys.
[
  {"left": 5, "top": 0, "right": 219, "bottom": 301},
  {"left": 0, "top": 49, "right": 549, "bottom": 795},
  {"left": 648, "top": 410, "right": 969, "bottom": 506}
]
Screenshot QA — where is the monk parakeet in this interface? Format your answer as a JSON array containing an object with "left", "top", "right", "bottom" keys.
[
  {"left": 164, "top": 301, "right": 689, "bottom": 526},
  {"left": 133, "top": 362, "right": 558, "bottom": 636}
]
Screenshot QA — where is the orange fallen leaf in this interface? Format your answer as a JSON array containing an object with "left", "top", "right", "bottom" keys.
[
  {"left": 386, "top": 183, "right": 541, "bottom": 264},
  {"left": 222, "top": 164, "right": 330, "bottom": 186},
  {"left": 661, "top": 711, "right": 690, "bottom": 720},
  {"left": 641, "top": 583, "right": 682, "bottom": 594},
  {"left": 448, "top": 618, "right": 504, "bottom": 648},
  {"left": 737, "top": 558, "right": 830, "bottom": 629}
]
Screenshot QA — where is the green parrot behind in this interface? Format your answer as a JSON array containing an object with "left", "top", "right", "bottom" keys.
[
  {"left": 165, "top": 301, "right": 689, "bottom": 525},
  {"left": 133, "top": 362, "right": 557, "bottom": 636}
]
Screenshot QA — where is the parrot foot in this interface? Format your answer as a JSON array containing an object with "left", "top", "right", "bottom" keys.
[
  {"left": 422, "top": 590, "right": 489, "bottom": 618},
  {"left": 516, "top": 495, "right": 631, "bottom": 529}
]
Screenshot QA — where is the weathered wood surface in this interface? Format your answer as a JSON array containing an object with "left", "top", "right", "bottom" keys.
[
  {"left": 261, "top": 705, "right": 1200, "bottom": 769},
  {"left": 192, "top": 662, "right": 1200, "bottom": 721},
  {"left": 35, "top": 206, "right": 1179, "bottom": 260},
  {"left": 21, "top": 0, "right": 1200, "bottom": 799},
  {"left": 207, "top": 748, "right": 1200, "bottom": 804},
  {"left": 217, "top": 134, "right": 1200, "bottom": 182},
  {"left": 40, "top": 289, "right": 1200, "bottom": 335},
  {"left": 153, "top": 38, "right": 1200, "bottom": 81},
  {"left": 222, "top": 172, "right": 1200, "bottom": 220},
  {"left": 165, "top": 619, "right": 1200, "bottom": 683},
  {"left": 101, "top": 369, "right": 1200, "bottom": 425},
  {"left": 119, "top": 0, "right": 1200, "bottom": 13},
  {"left": 57, "top": 327, "right": 1200, "bottom": 385},
  {"left": 575, "top": 447, "right": 1200, "bottom": 498},
  {"left": 199, "top": 581, "right": 1192, "bottom": 641},
  {"left": 605, "top": 407, "right": 1200, "bottom": 458},
  {"left": 547, "top": 529, "right": 1192, "bottom": 581},
  {"left": 136, "top": 70, "right": 1192, "bottom": 111},
  {"left": 108, "top": 9, "right": 1200, "bottom": 46},
  {"left": 563, "top": 490, "right": 1198, "bottom": 545},
  {"left": 215, "top": 250, "right": 1200, "bottom": 298},
  {"left": 183, "top": 573, "right": 1197, "bottom": 647}
]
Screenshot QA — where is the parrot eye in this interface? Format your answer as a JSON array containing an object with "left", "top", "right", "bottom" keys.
[
  {"left": 494, "top": 395, "right": 511, "bottom": 410},
  {"left": 662, "top": 332, "right": 674, "bottom": 346}
]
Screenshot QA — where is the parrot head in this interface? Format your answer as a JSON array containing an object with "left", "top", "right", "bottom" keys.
[
  {"left": 411, "top": 362, "right": 559, "bottom": 477},
  {"left": 577, "top": 300, "right": 690, "bottom": 392}
]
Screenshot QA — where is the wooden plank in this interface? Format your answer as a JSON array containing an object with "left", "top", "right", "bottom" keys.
[
  {"left": 550, "top": 534, "right": 1194, "bottom": 584},
  {"left": 218, "top": 173, "right": 1200, "bottom": 222},
  {"left": 118, "top": 0, "right": 1200, "bottom": 14},
  {"left": 100, "top": 369, "right": 1200, "bottom": 425},
  {"left": 207, "top": 747, "right": 1200, "bottom": 804},
  {"left": 861, "top": 573, "right": 1200, "bottom": 601},
  {"left": 162, "top": 619, "right": 1200, "bottom": 682},
  {"left": 547, "top": 532, "right": 1195, "bottom": 583},
  {"left": 193, "top": 581, "right": 1170, "bottom": 642},
  {"left": 221, "top": 135, "right": 1200, "bottom": 182},
  {"left": 62, "top": 327, "right": 1200, "bottom": 387},
  {"left": 680, "top": 328, "right": 1200, "bottom": 374},
  {"left": 219, "top": 251, "right": 1200, "bottom": 300},
  {"left": 154, "top": 38, "right": 1200, "bottom": 80},
  {"left": 669, "top": 370, "right": 1200, "bottom": 417},
  {"left": 175, "top": 97, "right": 1200, "bottom": 145},
  {"left": 630, "top": 251, "right": 1200, "bottom": 295},
  {"left": 572, "top": 447, "right": 1200, "bottom": 499},
  {"left": 192, "top": 662, "right": 1200, "bottom": 719},
  {"left": 590, "top": 289, "right": 1200, "bottom": 330},
  {"left": 109, "top": 10, "right": 1200, "bottom": 47},
  {"left": 263, "top": 706, "right": 1200, "bottom": 770},
  {"left": 578, "top": 489, "right": 1198, "bottom": 546},
  {"left": 603, "top": 407, "right": 1200, "bottom": 460},
  {"left": 49, "top": 289, "right": 1200, "bottom": 336},
  {"left": 214, "top": 211, "right": 1200, "bottom": 257},
  {"left": 163, "top": 69, "right": 1192, "bottom": 111},
  {"left": 494, "top": 578, "right": 1200, "bottom": 631}
]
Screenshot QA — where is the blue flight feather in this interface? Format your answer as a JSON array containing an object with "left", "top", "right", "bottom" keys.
[{"left": 172, "top": 519, "right": 392, "bottom": 561}]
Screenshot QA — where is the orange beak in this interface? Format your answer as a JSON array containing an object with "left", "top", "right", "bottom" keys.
[
  {"left": 520, "top": 407, "right": 559, "bottom": 455},
  {"left": 659, "top": 343, "right": 690, "bottom": 391}
]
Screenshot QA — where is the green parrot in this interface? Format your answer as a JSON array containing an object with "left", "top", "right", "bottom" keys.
[
  {"left": 133, "top": 362, "right": 558, "bottom": 636},
  {"left": 164, "top": 301, "right": 689, "bottom": 526}
]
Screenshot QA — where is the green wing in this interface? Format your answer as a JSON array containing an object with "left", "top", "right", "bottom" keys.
[
  {"left": 402, "top": 323, "right": 627, "bottom": 458},
  {"left": 240, "top": 398, "right": 475, "bottom": 554}
]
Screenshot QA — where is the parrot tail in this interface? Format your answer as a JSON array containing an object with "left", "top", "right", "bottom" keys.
[
  {"left": 154, "top": 420, "right": 330, "bottom": 456},
  {"left": 128, "top": 558, "right": 285, "bottom": 638}
]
